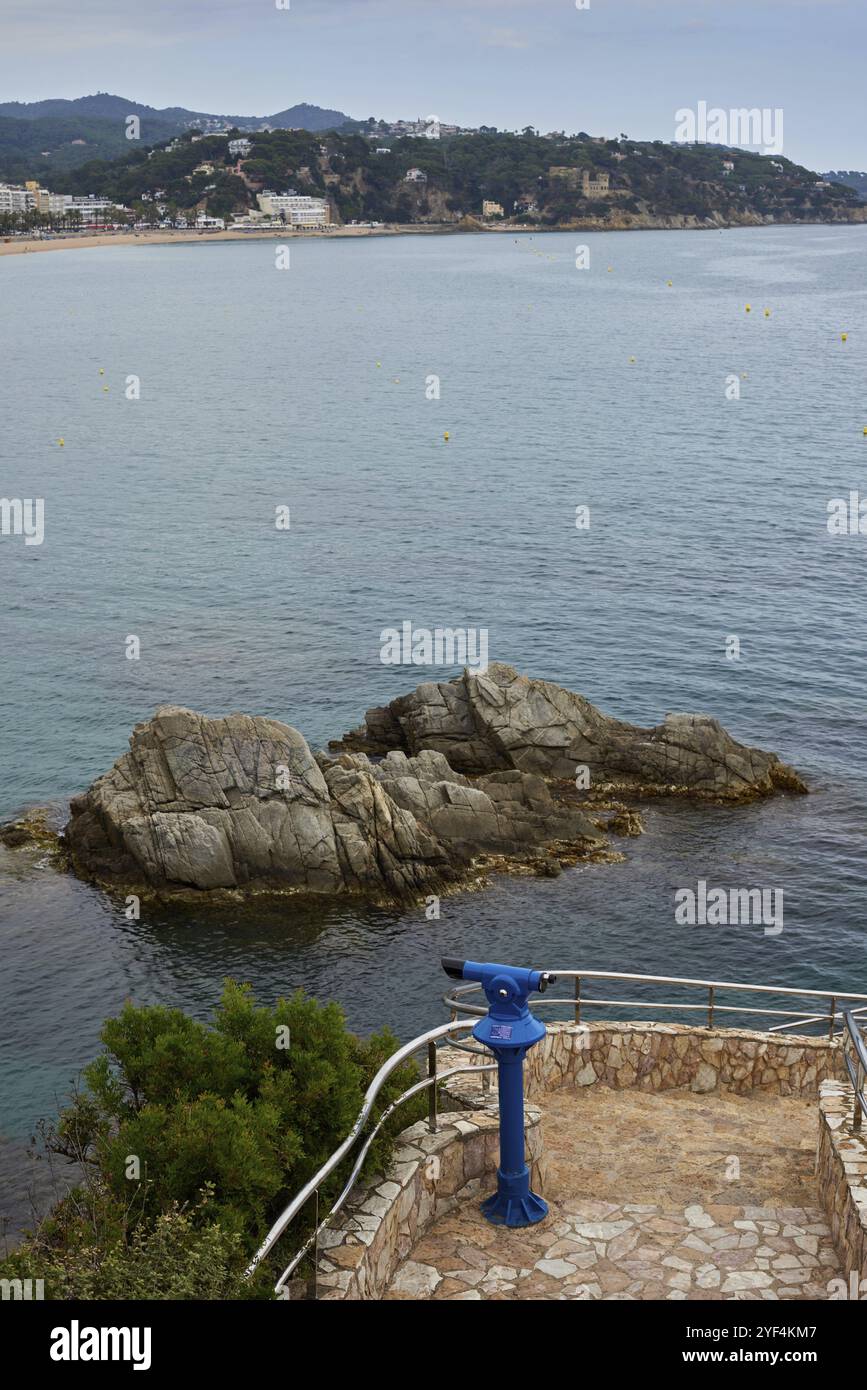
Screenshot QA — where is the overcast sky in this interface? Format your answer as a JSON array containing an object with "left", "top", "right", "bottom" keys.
[{"left": 1, "top": 0, "right": 863, "bottom": 169}]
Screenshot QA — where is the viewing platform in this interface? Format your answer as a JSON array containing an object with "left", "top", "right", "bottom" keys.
[
  {"left": 384, "top": 1079, "right": 841, "bottom": 1300},
  {"left": 246, "top": 971, "right": 867, "bottom": 1302}
]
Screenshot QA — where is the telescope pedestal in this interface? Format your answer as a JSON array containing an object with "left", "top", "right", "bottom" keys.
[{"left": 479, "top": 1046, "right": 548, "bottom": 1228}]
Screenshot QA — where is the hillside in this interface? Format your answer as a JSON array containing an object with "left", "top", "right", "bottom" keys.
[
  {"left": 39, "top": 127, "right": 864, "bottom": 230},
  {"left": 822, "top": 170, "right": 867, "bottom": 201},
  {"left": 0, "top": 94, "right": 353, "bottom": 182}
]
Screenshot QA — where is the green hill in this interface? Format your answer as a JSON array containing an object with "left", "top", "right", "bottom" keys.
[
  {"left": 0, "top": 94, "right": 354, "bottom": 182},
  {"left": 31, "top": 127, "right": 863, "bottom": 230}
]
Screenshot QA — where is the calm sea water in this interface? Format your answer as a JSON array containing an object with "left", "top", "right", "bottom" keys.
[{"left": 1, "top": 226, "right": 866, "bottom": 1234}]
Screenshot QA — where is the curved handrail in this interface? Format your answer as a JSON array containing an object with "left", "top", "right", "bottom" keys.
[
  {"left": 444, "top": 969, "right": 867, "bottom": 1037},
  {"left": 842, "top": 1010, "right": 867, "bottom": 1130},
  {"left": 244, "top": 1017, "right": 495, "bottom": 1290}
]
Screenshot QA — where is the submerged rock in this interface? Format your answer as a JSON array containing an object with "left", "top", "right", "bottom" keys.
[
  {"left": 66, "top": 705, "right": 602, "bottom": 900},
  {"left": 332, "top": 663, "right": 807, "bottom": 801},
  {"left": 0, "top": 806, "right": 66, "bottom": 856}
]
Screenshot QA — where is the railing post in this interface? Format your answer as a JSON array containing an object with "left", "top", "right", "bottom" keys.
[
  {"left": 707, "top": 985, "right": 715, "bottom": 1029},
  {"left": 427, "top": 1041, "right": 438, "bottom": 1133},
  {"left": 313, "top": 1187, "right": 319, "bottom": 1302},
  {"left": 574, "top": 975, "right": 581, "bottom": 1025},
  {"left": 828, "top": 997, "right": 837, "bottom": 1039}
]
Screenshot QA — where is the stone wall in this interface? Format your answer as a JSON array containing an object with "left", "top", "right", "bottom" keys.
[
  {"left": 315, "top": 1104, "right": 544, "bottom": 1300},
  {"left": 816, "top": 1079, "right": 867, "bottom": 1292},
  {"left": 443, "top": 1021, "right": 842, "bottom": 1103}
]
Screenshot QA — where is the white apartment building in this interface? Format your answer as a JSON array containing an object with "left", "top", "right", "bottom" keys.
[
  {"left": 228, "top": 138, "right": 252, "bottom": 157},
  {"left": 256, "top": 191, "right": 330, "bottom": 226},
  {"left": 67, "top": 196, "right": 129, "bottom": 225},
  {"left": 2, "top": 183, "right": 73, "bottom": 217},
  {"left": 0, "top": 183, "right": 34, "bottom": 214}
]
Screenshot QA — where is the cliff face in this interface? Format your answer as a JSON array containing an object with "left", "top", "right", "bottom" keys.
[{"left": 64, "top": 666, "right": 805, "bottom": 902}]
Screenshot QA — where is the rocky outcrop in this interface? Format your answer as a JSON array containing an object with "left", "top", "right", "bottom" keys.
[
  {"left": 332, "top": 664, "right": 807, "bottom": 801},
  {"left": 66, "top": 705, "right": 603, "bottom": 900},
  {"left": 63, "top": 667, "right": 805, "bottom": 901}
]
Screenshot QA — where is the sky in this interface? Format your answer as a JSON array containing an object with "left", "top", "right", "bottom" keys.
[{"left": 0, "top": 0, "right": 864, "bottom": 170}]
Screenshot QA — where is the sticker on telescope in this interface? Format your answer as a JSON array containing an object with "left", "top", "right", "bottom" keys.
[{"left": 490, "top": 1024, "right": 513, "bottom": 1040}]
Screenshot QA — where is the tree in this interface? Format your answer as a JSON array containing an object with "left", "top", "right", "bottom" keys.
[{"left": 2, "top": 981, "right": 421, "bottom": 1299}]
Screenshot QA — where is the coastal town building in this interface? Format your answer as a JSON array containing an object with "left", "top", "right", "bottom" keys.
[
  {"left": 404, "top": 168, "right": 427, "bottom": 183},
  {"left": 228, "top": 138, "right": 252, "bottom": 157},
  {"left": 0, "top": 182, "right": 32, "bottom": 214},
  {"left": 256, "top": 191, "right": 331, "bottom": 226},
  {"left": 24, "top": 181, "right": 51, "bottom": 214},
  {"left": 0, "top": 182, "right": 128, "bottom": 224},
  {"left": 548, "top": 166, "right": 611, "bottom": 196},
  {"left": 482, "top": 199, "right": 505, "bottom": 217},
  {"left": 64, "top": 195, "right": 129, "bottom": 225}
]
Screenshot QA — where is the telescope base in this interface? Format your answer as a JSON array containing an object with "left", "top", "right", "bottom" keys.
[{"left": 481, "top": 1169, "right": 548, "bottom": 1228}]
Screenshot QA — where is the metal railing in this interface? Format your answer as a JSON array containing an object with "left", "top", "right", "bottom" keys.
[
  {"left": 247, "top": 967, "right": 867, "bottom": 1296},
  {"left": 842, "top": 1010, "right": 867, "bottom": 1131},
  {"left": 444, "top": 969, "right": 867, "bottom": 1039},
  {"left": 244, "top": 1017, "right": 496, "bottom": 1295}
]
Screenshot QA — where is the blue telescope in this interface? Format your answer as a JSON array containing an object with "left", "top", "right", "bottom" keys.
[{"left": 442, "top": 957, "right": 556, "bottom": 1227}]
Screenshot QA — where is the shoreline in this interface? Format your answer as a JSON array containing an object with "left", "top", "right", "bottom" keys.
[
  {"left": 0, "top": 224, "right": 444, "bottom": 257},
  {"left": 2, "top": 214, "right": 865, "bottom": 258}
]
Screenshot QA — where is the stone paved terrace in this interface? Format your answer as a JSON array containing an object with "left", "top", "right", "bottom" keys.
[{"left": 384, "top": 1087, "right": 842, "bottom": 1300}]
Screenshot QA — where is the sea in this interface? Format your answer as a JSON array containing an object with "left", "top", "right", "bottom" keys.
[{"left": 1, "top": 224, "right": 866, "bottom": 1235}]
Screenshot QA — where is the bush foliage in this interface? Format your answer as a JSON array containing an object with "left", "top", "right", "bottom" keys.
[{"left": 2, "top": 981, "right": 420, "bottom": 1299}]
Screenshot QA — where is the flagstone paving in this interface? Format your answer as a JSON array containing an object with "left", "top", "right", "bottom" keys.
[{"left": 383, "top": 1086, "right": 843, "bottom": 1300}]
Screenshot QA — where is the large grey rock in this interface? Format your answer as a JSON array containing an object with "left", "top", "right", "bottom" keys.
[
  {"left": 331, "top": 664, "right": 807, "bottom": 800},
  {"left": 66, "top": 704, "right": 601, "bottom": 899}
]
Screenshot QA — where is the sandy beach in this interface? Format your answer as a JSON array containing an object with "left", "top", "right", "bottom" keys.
[{"left": 0, "top": 224, "right": 469, "bottom": 257}]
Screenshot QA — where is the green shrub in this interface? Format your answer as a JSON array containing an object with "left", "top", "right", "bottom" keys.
[
  {"left": 3, "top": 981, "right": 422, "bottom": 1298},
  {"left": 1, "top": 1187, "right": 255, "bottom": 1300}
]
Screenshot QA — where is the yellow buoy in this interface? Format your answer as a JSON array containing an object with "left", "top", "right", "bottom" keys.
[
  {"left": 103, "top": 386, "right": 109, "bottom": 392},
  {"left": 629, "top": 356, "right": 636, "bottom": 364},
  {"left": 842, "top": 333, "right": 848, "bottom": 342},
  {"left": 745, "top": 304, "right": 751, "bottom": 313},
  {"left": 863, "top": 427, "right": 867, "bottom": 436},
  {"left": 607, "top": 266, "right": 613, "bottom": 273},
  {"left": 57, "top": 438, "right": 64, "bottom": 446},
  {"left": 666, "top": 280, "right": 672, "bottom": 287},
  {"left": 764, "top": 308, "right": 771, "bottom": 318},
  {"left": 99, "top": 368, "right": 104, "bottom": 375},
  {"left": 376, "top": 361, "right": 381, "bottom": 368},
  {"left": 444, "top": 431, "right": 450, "bottom": 441}
]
